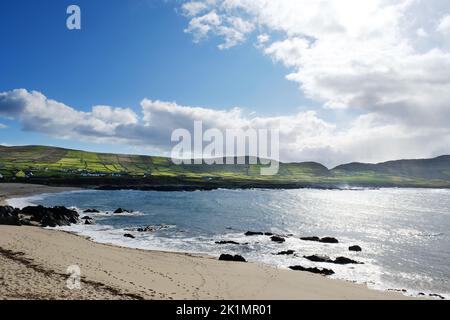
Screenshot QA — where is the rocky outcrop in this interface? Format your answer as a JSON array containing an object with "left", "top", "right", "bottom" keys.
[
  {"left": 123, "top": 233, "right": 135, "bottom": 239},
  {"left": 289, "top": 265, "right": 335, "bottom": 276},
  {"left": 218, "top": 254, "right": 247, "bottom": 262},
  {"left": 349, "top": 245, "right": 362, "bottom": 252},
  {"left": 19, "top": 206, "right": 79, "bottom": 227},
  {"left": 0, "top": 206, "right": 21, "bottom": 226}
]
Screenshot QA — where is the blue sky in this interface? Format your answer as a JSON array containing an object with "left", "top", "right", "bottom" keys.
[{"left": 1, "top": 0, "right": 449, "bottom": 165}]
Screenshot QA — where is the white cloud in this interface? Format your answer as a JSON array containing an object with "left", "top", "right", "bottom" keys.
[
  {"left": 1, "top": 89, "right": 450, "bottom": 166},
  {"left": 0, "top": 123, "right": 7, "bottom": 129},
  {"left": 437, "top": 14, "right": 450, "bottom": 34},
  {"left": 179, "top": 0, "right": 450, "bottom": 162}
]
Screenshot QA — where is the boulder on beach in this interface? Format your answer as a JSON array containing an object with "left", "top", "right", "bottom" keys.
[
  {"left": 270, "top": 235, "right": 286, "bottom": 243},
  {"left": 218, "top": 254, "right": 247, "bottom": 262},
  {"left": 319, "top": 237, "right": 339, "bottom": 244},
  {"left": 123, "top": 233, "right": 135, "bottom": 239},
  {"left": 276, "top": 250, "right": 295, "bottom": 255},
  {"left": 245, "top": 231, "right": 264, "bottom": 236},
  {"left": 0, "top": 206, "right": 21, "bottom": 226},
  {"left": 289, "top": 265, "right": 334, "bottom": 276},
  {"left": 84, "top": 220, "right": 92, "bottom": 225},
  {"left": 349, "top": 245, "right": 362, "bottom": 252},
  {"left": 20, "top": 205, "right": 79, "bottom": 227},
  {"left": 83, "top": 209, "right": 100, "bottom": 213}
]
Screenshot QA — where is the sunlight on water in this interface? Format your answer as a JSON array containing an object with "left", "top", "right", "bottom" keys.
[{"left": 9, "top": 188, "right": 450, "bottom": 299}]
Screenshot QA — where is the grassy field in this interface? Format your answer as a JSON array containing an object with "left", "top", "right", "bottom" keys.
[{"left": 1, "top": 145, "right": 449, "bottom": 188}]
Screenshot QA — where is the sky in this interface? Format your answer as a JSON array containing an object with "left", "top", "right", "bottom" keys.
[{"left": 1, "top": 0, "right": 450, "bottom": 167}]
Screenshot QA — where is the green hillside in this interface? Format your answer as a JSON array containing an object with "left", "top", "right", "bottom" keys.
[{"left": 0, "top": 145, "right": 449, "bottom": 188}]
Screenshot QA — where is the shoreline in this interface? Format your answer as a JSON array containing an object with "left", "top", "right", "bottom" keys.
[
  {"left": 0, "top": 183, "right": 411, "bottom": 300},
  {"left": 0, "top": 183, "right": 82, "bottom": 206}
]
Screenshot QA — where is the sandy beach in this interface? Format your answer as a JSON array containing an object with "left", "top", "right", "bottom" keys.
[
  {"left": 0, "top": 183, "right": 81, "bottom": 206},
  {"left": 0, "top": 183, "right": 408, "bottom": 300}
]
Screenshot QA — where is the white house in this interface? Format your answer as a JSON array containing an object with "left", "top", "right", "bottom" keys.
[{"left": 0, "top": 173, "right": 3, "bottom": 179}]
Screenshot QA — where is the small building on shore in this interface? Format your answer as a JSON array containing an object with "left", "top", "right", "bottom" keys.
[{"left": 0, "top": 173, "right": 3, "bottom": 179}]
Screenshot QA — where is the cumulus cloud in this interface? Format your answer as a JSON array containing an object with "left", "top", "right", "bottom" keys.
[
  {"left": 1, "top": 89, "right": 450, "bottom": 166},
  {"left": 437, "top": 14, "right": 450, "bottom": 34},
  {"left": 179, "top": 0, "right": 450, "bottom": 162}
]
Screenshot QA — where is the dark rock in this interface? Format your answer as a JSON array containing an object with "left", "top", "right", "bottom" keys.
[
  {"left": 270, "top": 235, "right": 286, "bottom": 243},
  {"left": 84, "top": 220, "right": 92, "bottom": 225},
  {"left": 277, "top": 250, "right": 295, "bottom": 255},
  {"left": 349, "top": 245, "right": 362, "bottom": 252},
  {"left": 218, "top": 254, "right": 247, "bottom": 262},
  {"left": 20, "top": 206, "right": 79, "bottom": 227},
  {"left": 123, "top": 233, "right": 135, "bottom": 239},
  {"left": 245, "top": 231, "right": 264, "bottom": 236},
  {"left": 114, "top": 208, "right": 131, "bottom": 214},
  {"left": 232, "top": 255, "right": 247, "bottom": 262},
  {"left": 81, "top": 216, "right": 92, "bottom": 220},
  {"left": 333, "top": 256, "right": 361, "bottom": 265},
  {"left": 304, "top": 255, "right": 362, "bottom": 265},
  {"left": 83, "top": 209, "right": 100, "bottom": 213},
  {"left": 429, "top": 293, "right": 445, "bottom": 300},
  {"left": 300, "top": 236, "right": 320, "bottom": 242},
  {"left": 0, "top": 206, "right": 21, "bottom": 226},
  {"left": 264, "top": 232, "right": 274, "bottom": 236},
  {"left": 289, "top": 265, "right": 334, "bottom": 276},
  {"left": 136, "top": 225, "right": 169, "bottom": 232},
  {"left": 304, "top": 255, "right": 333, "bottom": 263},
  {"left": 215, "top": 240, "right": 240, "bottom": 245},
  {"left": 319, "top": 237, "right": 339, "bottom": 244}
]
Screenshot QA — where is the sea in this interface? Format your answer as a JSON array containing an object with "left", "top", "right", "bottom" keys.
[{"left": 8, "top": 187, "right": 450, "bottom": 299}]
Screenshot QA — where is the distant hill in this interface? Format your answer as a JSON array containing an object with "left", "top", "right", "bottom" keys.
[
  {"left": 332, "top": 156, "right": 450, "bottom": 180},
  {"left": 0, "top": 145, "right": 449, "bottom": 189}
]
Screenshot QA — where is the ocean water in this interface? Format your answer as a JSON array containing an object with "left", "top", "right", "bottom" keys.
[{"left": 9, "top": 188, "right": 450, "bottom": 298}]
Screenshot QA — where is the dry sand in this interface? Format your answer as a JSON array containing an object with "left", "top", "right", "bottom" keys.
[
  {"left": 0, "top": 183, "right": 80, "bottom": 205},
  {"left": 0, "top": 183, "right": 408, "bottom": 300}
]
